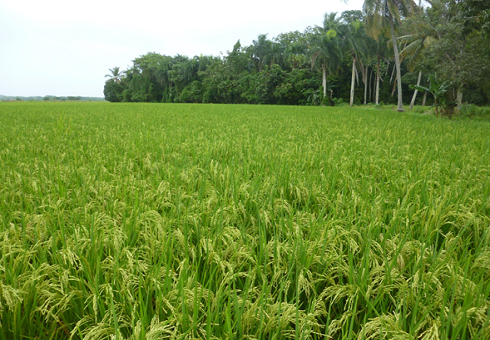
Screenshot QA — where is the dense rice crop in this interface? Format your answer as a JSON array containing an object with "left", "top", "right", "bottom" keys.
[{"left": 1, "top": 102, "right": 489, "bottom": 339}]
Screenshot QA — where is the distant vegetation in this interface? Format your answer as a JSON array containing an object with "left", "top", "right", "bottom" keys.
[
  {"left": 0, "top": 95, "right": 105, "bottom": 102},
  {"left": 104, "top": 0, "right": 490, "bottom": 117}
]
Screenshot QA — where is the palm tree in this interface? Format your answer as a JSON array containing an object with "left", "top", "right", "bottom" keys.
[
  {"left": 310, "top": 13, "right": 343, "bottom": 100},
  {"left": 342, "top": 20, "right": 369, "bottom": 106},
  {"left": 264, "top": 41, "right": 285, "bottom": 68},
  {"left": 363, "top": 0, "right": 419, "bottom": 111},
  {"left": 105, "top": 67, "right": 122, "bottom": 83},
  {"left": 372, "top": 34, "right": 390, "bottom": 104},
  {"left": 398, "top": 13, "right": 437, "bottom": 108},
  {"left": 399, "top": 36, "right": 433, "bottom": 108},
  {"left": 361, "top": 38, "right": 379, "bottom": 104},
  {"left": 250, "top": 34, "right": 273, "bottom": 72}
]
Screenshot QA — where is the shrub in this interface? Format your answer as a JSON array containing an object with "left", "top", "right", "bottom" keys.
[{"left": 459, "top": 103, "right": 478, "bottom": 118}]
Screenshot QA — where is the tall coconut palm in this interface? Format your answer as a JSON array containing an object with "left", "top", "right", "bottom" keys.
[
  {"left": 310, "top": 13, "right": 344, "bottom": 100},
  {"left": 105, "top": 67, "right": 123, "bottom": 83},
  {"left": 363, "top": 0, "right": 419, "bottom": 111},
  {"left": 342, "top": 20, "right": 369, "bottom": 106}
]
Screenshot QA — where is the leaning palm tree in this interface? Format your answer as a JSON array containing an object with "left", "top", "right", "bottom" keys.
[
  {"left": 310, "top": 13, "right": 344, "bottom": 100},
  {"left": 399, "top": 34, "right": 435, "bottom": 108},
  {"left": 398, "top": 12, "right": 437, "bottom": 108},
  {"left": 363, "top": 0, "right": 419, "bottom": 111},
  {"left": 105, "top": 67, "right": 122, "bottom": 83}
]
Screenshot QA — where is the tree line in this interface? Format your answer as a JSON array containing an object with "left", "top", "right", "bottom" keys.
[
  {"left": 104, "top": 0, "right": 490, "bottom": 114},
  {"left": 0, "top": 95, "right": 104, "bottom": 102}
]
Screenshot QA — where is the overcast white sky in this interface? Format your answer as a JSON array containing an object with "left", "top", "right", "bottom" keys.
[{"left": 0, "top": 0, "right": 364, "bottom": 97}]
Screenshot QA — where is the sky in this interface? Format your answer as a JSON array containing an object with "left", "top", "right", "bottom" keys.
[{"left": 0, "top": 0, "right": 364, "bottom": 98}]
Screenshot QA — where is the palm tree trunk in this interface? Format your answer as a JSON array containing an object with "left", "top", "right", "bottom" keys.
[
  {"left": 350, "top": 57, "right": 356, "bottom": 106},
  {"left": 456, "top": 85, "right": 463, "bottom": 107},
  {"left": 376, "top": 57, "right": 380, "bottom": 105},
  {"left": 390, "top": 16, "right": 404, "bottom": 112},
  {"left": 422, "top": 91, "right": 427, "bottom": 106},
  {"left": 363, "top": 65, "right": 368, "bottom": 105},
  {"left": 322, "top": 63, "right": 327, "bottom": 99},
  {"left": 392, "top": 75, "right": 397, "bottom": 97},
  {"left": 369, "top": 66, "right": 373, "bottom": 103},
  {"left": 410, "top": 71, "right": 422, "bottom": 109},
  {"left": 390, "top": 63, "right": 396, "bottom": 83},
  {"left": 321, "top": 63, "right": 327, "bottom": 106}
]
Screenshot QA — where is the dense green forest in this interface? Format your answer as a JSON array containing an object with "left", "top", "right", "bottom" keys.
[{"left": 104, "top": 0, "right": 490, "bottom": 114}]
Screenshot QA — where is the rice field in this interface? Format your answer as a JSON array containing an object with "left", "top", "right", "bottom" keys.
[{"left": 1, "top": 102, "right": 489, "bottom": 339}]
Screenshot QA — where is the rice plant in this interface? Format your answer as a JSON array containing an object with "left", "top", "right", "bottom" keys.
[{"left": 0, "top": 102, "right": 489, "bottom": 339}]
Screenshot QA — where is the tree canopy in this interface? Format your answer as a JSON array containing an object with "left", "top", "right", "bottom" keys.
[{"left": 104, "top": 2, "right": 490, "bottom": 114}]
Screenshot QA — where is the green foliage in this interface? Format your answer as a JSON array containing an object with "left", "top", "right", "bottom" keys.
[
  {"left": 415, "top": 0, "right": 490, "bottom": 104},
  {"left": 67, "top": 96, "right": 82, "bottom": 101},
  {"left": 122, "top": 89, "right": 132, "bottom": 102},
  {"left": 2, "top": 95, "right": 104, "bottom": 102},
  {"left": 310, "top": 13, "right": 344, "bottom": 75},
  {"left": 412, "top": 74, "right": 452, "bottom": 116},
  {"left": 101, "top": 6, "right": 490, "bottom": 107},
  {"left": 459, "top": 103, "right": 490, "bottom": 121},
  {"left": 332, "top": 97, "right": 345, "bottom": 105},
  {"left": 179, "top": 81, "right": 203, "bottom": 103},
  {"left": 242, "top": 64, "right": 285, "bottom": 104},
  {"left": 459, "top": 103, "right": 478, "bottom": 117},
  {"left": 273, "top": 69, "right": 321, "bottom": 105},
  {"left": 303, "top": 88, "right": 322, "bottom": 106},
  {"left": 104, "top": 79, "right": 125, "bottom": 102}
]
